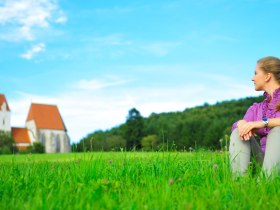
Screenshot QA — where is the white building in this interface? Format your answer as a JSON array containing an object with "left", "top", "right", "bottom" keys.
[
  {"left": 0, "top": 94, "right": 71, "bottom": 153},
  {"left": 0, "top": 94, "right": 11, "bottom": 133},
  {"left": 26, "top": 103, "right": 71, "bottom": 153}
]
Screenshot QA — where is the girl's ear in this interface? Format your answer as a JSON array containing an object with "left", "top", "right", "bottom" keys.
[{"left": 265, "top": 73, "right": 272, "bottom": 82}]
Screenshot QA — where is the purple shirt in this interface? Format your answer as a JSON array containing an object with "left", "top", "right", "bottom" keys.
[{"left": 232, "top": 88, "right": 280, "bottom": 153}]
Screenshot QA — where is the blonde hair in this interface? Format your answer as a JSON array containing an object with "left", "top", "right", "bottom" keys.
[
  {"left": 257, "top": 56, "right": 280, "bottom": 110},
  {"left": 258, "top": 56, "right": 280, "bottom": 82}
]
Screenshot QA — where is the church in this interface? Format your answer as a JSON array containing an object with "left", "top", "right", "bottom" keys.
[{"left": 0, "top": 94, "right": 71, "bottom": 153}]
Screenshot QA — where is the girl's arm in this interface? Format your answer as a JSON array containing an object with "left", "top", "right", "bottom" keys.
[
  {"left": 264, "top": 117, "right": 280, "bottom": 128},
  {"left": 238, "top": 118, "right": 280, "bottom": 140}
]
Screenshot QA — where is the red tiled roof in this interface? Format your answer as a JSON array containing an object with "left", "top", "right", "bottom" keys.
[
  {"left": 12, "top": 127, "right": 31, "bottom": 144},
  {"left": 0, "top": 94, "right": 10, "bottom": 111},
  {"left": 26, "top": 103, "right": 66, "bottom": 131}
]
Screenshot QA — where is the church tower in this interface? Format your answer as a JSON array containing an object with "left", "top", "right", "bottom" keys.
[{"left": 0, "top": 94, "right": 11, "bottom": 132}]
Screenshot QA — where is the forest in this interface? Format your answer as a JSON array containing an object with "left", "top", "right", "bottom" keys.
[{"left": 73, "top": 95, "right": 264, "bottom": 152}]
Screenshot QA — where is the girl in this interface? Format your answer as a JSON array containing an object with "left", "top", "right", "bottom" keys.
[{"left": 230, "top": 56, "right": 280, "bottom": 177}]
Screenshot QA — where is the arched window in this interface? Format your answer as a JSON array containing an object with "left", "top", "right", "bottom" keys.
[
  {"left": 50, "top": 132, "right": 56, "bottom": 152},
  {"left": 56, "top": 135, "right": 61, "bottom": 152},
  {"left": 40, "top": 132, "right": 46, "bottom": 146}
]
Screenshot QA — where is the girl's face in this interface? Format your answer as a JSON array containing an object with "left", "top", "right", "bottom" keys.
[{"left": 252, "top": 64, "right": 267, "bottom": 91}]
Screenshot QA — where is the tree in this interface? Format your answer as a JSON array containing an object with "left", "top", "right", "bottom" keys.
[
  {"left": 106, "top": 135, "right": 126, "bottom": 151},
  {"left": 125, "top": 108, "right": 144, "bottom": 150},
  {"left": 75, "top": 130, "right": 126, "bottom": 152},
  {"left": 74, "top": 95, "right": 265, "bottom": 151},
  {"left": 141, "top": 134, "right": 159, "bottom": 151},
  {"left": 0, "top": 131, "right": 17, "bottom": 154}
]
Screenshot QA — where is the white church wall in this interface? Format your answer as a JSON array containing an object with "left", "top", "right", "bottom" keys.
[
  {"left": 39, "top": 129, "right": 71, "bottom": 153},
  {"left": 0, "top": 102, "right": 11, "bottom": 132},
  {"left": 61, "top": 134, "right": 71, "bottom": 153},
  {"left": 26, "top": 120, "right": 37, "bottom": 144}
]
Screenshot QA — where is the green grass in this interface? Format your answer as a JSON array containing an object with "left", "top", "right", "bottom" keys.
[{"left": 0, "top": 151, "right": 280, "bottom": 210}]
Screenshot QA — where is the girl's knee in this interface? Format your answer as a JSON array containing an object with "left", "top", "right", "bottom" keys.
[
  {"left": 230, "top": 128, "right": 239, "bottom": 140},
  {"left": 269, "top": 126, "right": 280, "bottom": 133},
  {"left": 268, "top": 126, "right": 280, "bottom": 139}
]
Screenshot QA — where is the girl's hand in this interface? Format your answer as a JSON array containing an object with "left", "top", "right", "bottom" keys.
[
  {"left": 238, "top": 120, "right": 264, "bottom": 140},
  {"left": 237, "top": 120, "right": 251, "bottom": 140}
]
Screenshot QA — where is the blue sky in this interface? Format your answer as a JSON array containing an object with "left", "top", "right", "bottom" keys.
[{"left": 1, "top": 0, "right": 280, "bottom": 143}]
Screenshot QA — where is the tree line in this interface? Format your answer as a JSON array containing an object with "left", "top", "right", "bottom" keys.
[{"left": 73, "top": 95, "right": 264, "bottom": 152}]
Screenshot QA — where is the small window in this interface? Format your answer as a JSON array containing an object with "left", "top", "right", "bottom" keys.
[{"left": 2, "top": 103, "right": 6, "bottom": 111}]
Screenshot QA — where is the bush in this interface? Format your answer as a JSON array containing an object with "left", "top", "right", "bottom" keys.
[
  {"left": 0, "top": 131, "right": 17, "bottom": 154},
  {"left": 27, "top": 142, "right": 45, "bottom": 153},
  {"left": 1, "top": 145, "right": 12, "bottom": 154}
]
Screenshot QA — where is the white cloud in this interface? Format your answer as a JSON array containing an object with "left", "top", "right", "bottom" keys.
[
  {"left": 142, "top": 41, "right": 181, "bottom": 56},
  {"left": 0, "top": 0, "right": 67, "bottom": 41},
  {"left": 79, "top": 33, "right": 183, "bottom": 61},
  {"left": 20, "top": 42, "right": 45, "bottom": 60},
  {"left": 73, "top": 76, "right": 131, "bottom": 90},
  {"left": 55, "top": 16, "right": 67, "bottom": 24}
]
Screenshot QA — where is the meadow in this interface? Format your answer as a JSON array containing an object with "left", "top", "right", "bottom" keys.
[{"left": 1, "top": 151, "right": 280, "bottom": 210}]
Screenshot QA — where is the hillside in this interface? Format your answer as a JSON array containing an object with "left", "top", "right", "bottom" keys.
[{"left": 74, "top": 95, "right": 264, "bottom": 151}]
